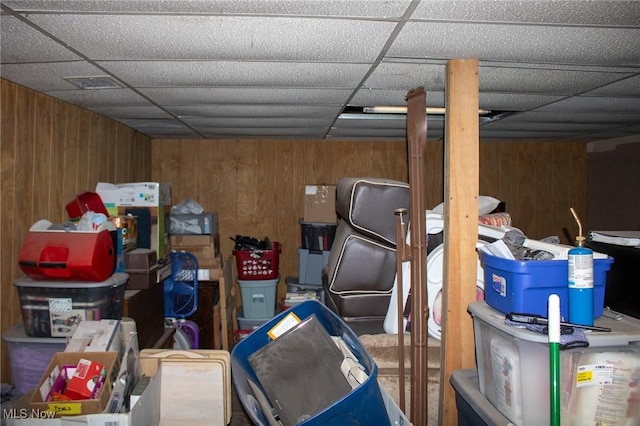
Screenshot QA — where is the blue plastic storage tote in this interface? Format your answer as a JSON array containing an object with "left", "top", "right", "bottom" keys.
[
  {"left": 231, "top": 300, "right": 390, "bottom": 426},
  {"left": 481, "top": 252, "right": 613, "bottom": 318}
]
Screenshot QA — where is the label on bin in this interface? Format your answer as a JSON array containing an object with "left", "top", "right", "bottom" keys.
[
  {"left": 491, "top": 273, "right": 507, "bottom": 297},
  {"left": 49, "top": 298, "right": 84, "bottom": 337},
  {"left": 576, "top": 364, "right": 614, "bottom": 387},
  {"left": 267, "top": 312, "right": 301, "bottom": 340}
]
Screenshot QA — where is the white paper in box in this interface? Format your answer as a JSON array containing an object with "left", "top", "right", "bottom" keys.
[{"left": 65, "top": 319, "right": 121, "bottom": 353}]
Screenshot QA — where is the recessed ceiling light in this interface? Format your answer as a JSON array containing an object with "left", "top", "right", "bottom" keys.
[{"left": 64, "top": 76, "right": 122, "bottom": 90}]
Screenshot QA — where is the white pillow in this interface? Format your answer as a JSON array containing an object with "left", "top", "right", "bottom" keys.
[{"left": 431, "top": 196, "right": 501, "bottom": 216}]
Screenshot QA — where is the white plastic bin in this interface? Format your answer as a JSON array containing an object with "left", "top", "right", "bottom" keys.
[
  {"left": 1, "top": 324, "right": 66, "bottom": 394},
  {"left": 469, "top": 301, "right": 640, "bottom": 425}
]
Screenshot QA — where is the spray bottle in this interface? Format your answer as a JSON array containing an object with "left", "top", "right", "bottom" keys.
[{"left": 568, "top": 208, "right": 594, "bottom": 326}]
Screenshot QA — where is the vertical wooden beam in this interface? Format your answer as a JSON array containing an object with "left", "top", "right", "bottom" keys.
[{"left": 439, "top": 59, "right": 480, "bottom": 425}]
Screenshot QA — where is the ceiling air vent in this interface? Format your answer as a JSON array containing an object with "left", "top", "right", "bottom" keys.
[{"left": 64, "top": 75, "right": 122, "bottom": 90}]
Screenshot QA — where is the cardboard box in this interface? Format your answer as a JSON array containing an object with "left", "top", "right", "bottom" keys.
[
  {"left": 95, "top": 182, "right": 171, "bottom": 208},
  {"left": 96, "top": 182, "right": 172, "bottom": 261},
  {"left": 170, "top": 234, "right": 219, "bottom": 268},
  {"left": 31, "top": 352, "right": 119, "bottom": 417},
  {"left": 4, "top": 321, "right": 142, "bottom": 425},
  {"left": 303, "top": 185, "right": 337, "bottom": 223},
  {"left": 169, "top": 212, "right": 218, "bottom": 235}
]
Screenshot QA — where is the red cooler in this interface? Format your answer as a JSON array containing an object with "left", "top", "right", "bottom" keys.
[{"left": 19, "top": 220, "right": 115, "bottom": 282}]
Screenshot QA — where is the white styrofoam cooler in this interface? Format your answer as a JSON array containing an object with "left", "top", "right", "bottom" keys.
[{"left": 469, "top": 301, "right": 640, "bottom": 426}]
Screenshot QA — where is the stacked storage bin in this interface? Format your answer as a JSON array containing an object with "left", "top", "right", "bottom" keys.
[
  {"left": 233, "top": 242, "right": 281, "bottom": 335},
  {"left": 11, "top": 222, "right": 129, "bottom": 395},
  {"left": 466, "top": 301, "right": 640, "bottom": 425},
  {"left": 464, "top": 251, "right": 640, "bottom": 424},
  {"left": 285, "top": 220, "right": 337, "bottom": 306}
]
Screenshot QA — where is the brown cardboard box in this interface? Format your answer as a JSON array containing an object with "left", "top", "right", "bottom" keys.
[
  {"left": 170, "top": 234, "right": 219, "bottom": 268},
  {"left": 30, "top": 352, "right": 119, "bottom": 417},
  {"left": 303, "top": 185, "right": 337, "bottom": 223}
]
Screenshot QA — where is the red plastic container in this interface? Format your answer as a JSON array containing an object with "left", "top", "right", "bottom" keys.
[
  {"left": 233, "top": 242, "right": 281, "bottom": 280},
  {"left": 19, "top": 220, "right": 115, "bottom": 282},
  {"left": 65, "top": 192, "right": 109, "bottom": 219}
]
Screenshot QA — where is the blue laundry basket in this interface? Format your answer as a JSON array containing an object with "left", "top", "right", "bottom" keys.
[{"left": 231, "top": 300, "right": 390, "bottom": 426}]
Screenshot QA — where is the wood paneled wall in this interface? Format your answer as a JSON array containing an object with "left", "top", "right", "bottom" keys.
[
  {"left": 1, "top": 77, "right": 588, "bottom": 386},
  {"left": 0, "top": 79, "right": 152, "bottom": 384},
  {"left": 151, "top": 138, "right": 588, "bottom": 299}
]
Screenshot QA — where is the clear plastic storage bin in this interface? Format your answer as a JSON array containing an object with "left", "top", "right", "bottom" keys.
[
  {"left": 1, "top": 324, "right": 66, "bottom": 394},
  {"left": 469, "top": 301, "right": 640, "bottom": 425},
  {"left": 14, "top": 273, "right": 128, "bottom": 337}
]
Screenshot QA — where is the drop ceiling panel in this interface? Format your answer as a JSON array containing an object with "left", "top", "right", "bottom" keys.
[
  {"left": 536, "top": 96, "right": 640, "bottom": 114},
  {"left": 87, "top": 105, "right": 173, "bottom": 119},
  {"left": 167, "top": 104, "right": 342, "bottom": 119},
  {"left": 584, "top": 75, "right": 640, "bottom": 97},
  {"left": 0, "top": 16, "right": 82, "bottom": 62},
  {"left": 326, "top": 127, "right": 408, "bottom": 139},
  {"left": 0, "top": 61, "right": 112, "bottom": 91},
  {"left": 183, "top": 117, "right": 332, "bottom": 128},
  {"left": 350, "top": 90, "right": 445, "bottom": 107},
  {"left": 2, "top": 0, "right": 639, "bottom": 141},
  {"left": 131, "top": 127, "right": 201, "bottom": 138},
  {"left": 3, "top": 0, "right": 413, "bottom": 18},
  {"left": 502, "top": 111, "right": 640, "bottom": 125},
  {"left": 198, "top": 127, "right": 329, "bottom": 138},
  {"left": 389, "top": 22, "right": 640, "bottom": 67},
  {"left": 411, "top": 0, "right": 640, "bottom": 26},
  {"left": 97, "top": 61, "right": 371, "bottom": 88},
  {"left": 43, "top": 89, "right": 153, "bottom": 108},
  {"left": 139, "top": 87, "right": 353, "bottom": 106},
  {"left": 26, "top": 14, "right": 397, "bottom": 62}
]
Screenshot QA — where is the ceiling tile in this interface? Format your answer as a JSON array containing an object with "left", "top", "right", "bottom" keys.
[
  {"left": 26, "top": 14, "right": 397, "bottom": 62},
  {"left": 3, "top": 0, "right": 413, "bottom": 18},
  {"left": 97, "top": 61, "right": 371, "bottom": 88},
  {"left": 43, "top": 88, "right": 153, "bottom": 108},
  {"left": 411, "top": 0, "right": 640, "bottom": 26},
  {"left": 0, "top": 61, "right": 111, "bottom": 91},
  {"left": 166, "top": 104, "right": 342, "bottom": 119},
  {"left": 139, "top": 87, "right": 353, "bottom": 106},
  {"left": 0, "top": 16, "right": 81, "bottom": 62},
  {"left": 389, "top": 22, "right": 640, "bottom": 67}
]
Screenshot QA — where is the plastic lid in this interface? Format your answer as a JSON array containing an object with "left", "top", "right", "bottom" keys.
[
  {"left": 2, "top": 324, "right": 67, "bottom": 343},
  {"left": 13, "top": 272, "right": 129, "bottom": 288},
  {"left": 468, "top": 301, "right": 640, "bottom": 347}
]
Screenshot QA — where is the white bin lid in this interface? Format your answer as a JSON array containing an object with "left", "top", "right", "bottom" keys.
[
  {"left": 468, "top": 301, "right": 640, "bottom": 347},
  {"left": 2, "top": 323, "right": 67, "bottom": 344},
  {"left": 13, "top": 272, "right": 129, "bottom": 288}
]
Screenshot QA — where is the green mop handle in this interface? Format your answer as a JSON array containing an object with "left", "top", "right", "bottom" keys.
[{"left": 549, "top": 294, "right": 561, "bottom": 426}]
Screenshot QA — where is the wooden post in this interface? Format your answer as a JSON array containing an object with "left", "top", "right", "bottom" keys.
[
  {"left": 406, "top": 87, "right": 429, "bottom": 425},
  {"left": 439, "top": 59, "right": 480, "bottom": 425}
]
